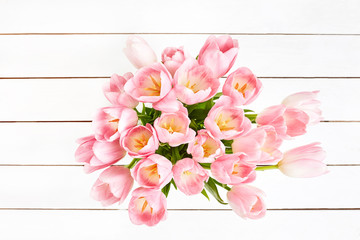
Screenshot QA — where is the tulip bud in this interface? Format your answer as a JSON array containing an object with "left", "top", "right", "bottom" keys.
[
  {"left": 90, "top": 166, "right": 134, "bottom": 206},
  {"left": 128, "top": 187, "right": 167, "bottom": 226},
  {"left": 123, "top": 36, "right": 157, "bottom": 69},
  {"left": 161, "top": 46, "right": 187, "bottom": 76},
  {"left": 198, "top": 35, "right": 239, "bottom": 78},
  {"left": 75, "top": 135, "right": 126, "bottom": 174},
  {"left": 227, "top": 184, "right": 266, "bottom": 219},
  {"left": 278, "top": 142, "right": 328, "bottom": 178},
  {"left": 282, "top": 91, "right": 323, "bottom": 125}
]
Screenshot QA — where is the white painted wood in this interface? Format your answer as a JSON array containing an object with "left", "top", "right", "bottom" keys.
[
  {"left": 1, "top": 0, "right": 360, "bottom": 34},
  {"left": 1, "top": 35, "right": 360, "bottom": 77},
  {"left": 0, "top": 78, "right": 359, "bottom": 121},
  {"left": 0, "top": 122, "right": 358, "bottom": 165},
  {"left": 0, "top": 166, "right": 358, "bottom": 209},
  {"left": 1, "top": 210, "right": 360, "bottom": 240}
]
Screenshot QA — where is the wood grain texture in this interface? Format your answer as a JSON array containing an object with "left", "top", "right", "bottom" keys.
[
  {"left": 1, "top": 35, "right": 359, "bottom": 78},
  {"left": 1, "top": 210, "right": 360, "bottom": 240},
  {"left": 0, "top": 166, "right": 358, "bottom": 209},
  {"left": 0, "top": 122, "right": 358, "bottom": 165},
  {"left": 0, "top": 78, "right": 359, "bottom": 121},
  {"left": 1, "top": 0, "right": 359, "bottom": 34}
]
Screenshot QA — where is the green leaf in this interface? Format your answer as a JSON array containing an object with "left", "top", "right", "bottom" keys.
[
  {"left": 204, "top": 178, "right": 228, "bottom": 205},
  {"left": 201, "top": 189, "right": 210, "bottom": 201},
  {"left": 161, "top": 182, "right": 171, "bottom": 197},
  {"left": 225, "top": 148, "right": 233, "bottom": 154},
  {"left": 199, "top": 163, "right": 211, "bottom": 170},
  {"left": 245, "top": 113, "right": 257, "bottom": 124},
  {"left": 244, "top": 109, "right": 255, "bottom": 113},
  {"left": 171, "top": 179, "right": 177, "bottom": 190},
  {"left": 213, "top": 92, "right": 223, "bottom": 100},
  {"left": 221, "top": 139, "right": 233, "bottom": 147},
  {"left": 189, "top": 109, "right": 210, "bottom": 122}
]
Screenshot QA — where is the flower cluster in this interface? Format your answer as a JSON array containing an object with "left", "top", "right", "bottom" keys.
[{"left": 75, "top": 35, "right": 327, "bottom": 226}]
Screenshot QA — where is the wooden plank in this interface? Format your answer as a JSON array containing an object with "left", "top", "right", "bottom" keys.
[
  {"left": 1, "top": 35, "right": 360, "bottom": 78},
  {"left": 0, "top": 122, "right": 358, "bottom": 165},
  {"left": 0, "top": 166, "right": 358, "bottom": 209},
  {"left": 1, "top": 0, "right": 359, "bottom": 34},
  {"left": 0, "top": 78, "right": 359, "bottom": 121},
  {"left": 0, "top": 210, "right": 359, "bottom": 239}
]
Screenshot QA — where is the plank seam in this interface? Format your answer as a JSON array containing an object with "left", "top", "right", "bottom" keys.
[
  {"left": 0, "top": 164, "right": 357, "bottom": 167},
  {"left": 0, "top": 120, "right": 359, "bottom": 124},
  {"left": 0, "top": 208, "right": 359, "bottom": 211},
  {"left": 1, "top": 77, "right": 360, "bottom": 80},
  {"left": 1, "top": 33, "right": 360, "bottom": 36}
]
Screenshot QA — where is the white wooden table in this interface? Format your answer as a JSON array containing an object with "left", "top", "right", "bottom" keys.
[{"left": 1, "top": 0, "right": 359, "bottom": 239}]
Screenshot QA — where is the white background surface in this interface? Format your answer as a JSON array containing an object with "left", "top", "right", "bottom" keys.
[{"left": 1, "top": 0, "right": 360, "bottom": 239}]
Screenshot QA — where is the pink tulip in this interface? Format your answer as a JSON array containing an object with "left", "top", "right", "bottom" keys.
[
  {"left": 103, "top": 73, "right": 139, "bottom": 108},
  {"left": 211, "top": 153, "right": 256, "bottom": 185},
  {"left": 75, "top": 135, "right": 126, "bottom": 173},
  {"left": 232, "top": 126, "right": 283, "bottom": 165},
  {"left": 187, "top": 129, "right": 225, "bottom": 163},
  {"left": 92, "top": 106, "right": 138, "bottom": 142},
  {"left": 256, "top": 105, "right": 310, "bottom": 139},
  {"left": 124, "top": 63, "right": 173, "bottom": 105},
  {"left": 121, "top": 124, "right": 159, "bottom": 158},
  {"left": 227, "top": 184, "right": 266, "bottom": 220},
  {"left": 172, "top": 158, "right": 209, "bottom": 195},
  {"left": 278, "top": 142, "right": 328, "bottom": 178},
  {"left": 123, "top": 36, "right": 157, "bottom": 69},
  {"left": 161, "top": 46, "right": 188, "bottom": 76},
  {"left": 198, "top": 35, "right": 239, "bottom": 78},
  {"left": 91, "top": 166, "right": 134, "bottom": 206},
  {"left": 204, "top": 96, "right": 252, "bottom": 140},
  {"left": 128, "top": 187, "right": 167, "bottom": 226},
  {"left": 152, "top": 89, "right": 183, "bottom": 113},
  {"left": 282, "top": 91, "right": 323, "bottom": 125},
  {"left": 132, "top": 154, "right": 173, "bottom": 189},
  {"left": 154, "top": 110, "right": 196, "bottom": 147},
  {"left": 174, "top": 58, "right": 220, "bottom": 105},
  {"left": 223, "top": 67, "right": 262, "bottom": 106}
]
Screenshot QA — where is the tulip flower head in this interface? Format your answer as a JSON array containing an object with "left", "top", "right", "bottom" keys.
[
  {"left": 174, "top": 58, "right": 220, "bottom": 105},
  {"left": 232, "top": 126, "right": 283, "bottom": 165},
  {"left": 92, "top": 106, "right": 138, "bottom": 142},
  {"left": 172, "top": 158, "right": 209, "bottom": 195},
  {"left": 211, "top": 153, "right": 256, "bottom": 185},
  {"left": 132, "top": 154, "right": 173, "bottom": 189},
  {"left": 154, "top": 111, "right": 196, "bottom": 147},
  {"left": 103, "top": 73, "right": 139, "bottom": 108},
  {"left": 187, "top": 129, "right": 225, "bottom": 163},
  {"left": 278, "top": 142, "right": 328, "bottom": 178},
  {"left": 223, "top": 67, "right": 262, "bottom": 106},
  {"left": 227, "top": 184, "right": 266, "bottom": 219},
  {"left": 123, "top": 36, "right": 157, "bottom": 69},
  {"left": 75, "top": 135, "right": 126, "bottom": 173},
  {"left": 128, "top": 188, "right": 167, "bottom": 226},
  {"left": 91, "top": 166, "right": 134, "bottom": 206},
  {"left": 198, "top": 35, "right": 239, "bottom": 78},
  {"left": 121, "top": 124, "right": 159, "bottom": 158}
]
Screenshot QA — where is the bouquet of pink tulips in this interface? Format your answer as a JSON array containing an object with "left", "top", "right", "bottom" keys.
[{"left": 75, "top": 35, "right": 327, "bottom": 226}]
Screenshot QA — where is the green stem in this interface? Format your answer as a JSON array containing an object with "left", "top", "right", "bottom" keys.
[
  {"left": 126, "top": 158, "right": 141, "bottom": 169},
  {"left": 172, "top": 147, "right": 181, "bottom": 162},
  {"left": 255, "top": 165, "right": 279, "bottom": 171},
  {"left": 189, "top": 120, "right": 198, "bottom": 131}
]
